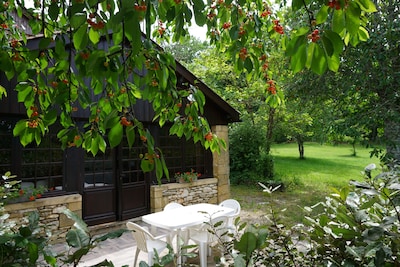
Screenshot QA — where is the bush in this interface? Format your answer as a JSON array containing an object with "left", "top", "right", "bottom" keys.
[
  {"left": 256, "top": 149, "right": 274, "bottom": 181},
  {"left": 229, "top": 122, "right": 272, "bottom": 185}
]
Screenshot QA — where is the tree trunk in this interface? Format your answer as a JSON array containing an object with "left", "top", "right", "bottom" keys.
[
  {"left": 298, "top": 139, "right": 305, "bottom": 159},
  {"left": 265, "top": 108, "right": 276, "bottom": 154}
]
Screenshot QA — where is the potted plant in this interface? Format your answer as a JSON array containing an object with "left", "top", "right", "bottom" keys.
[{"left": 174, "top": 169, "right": 201, "bottom": 183}]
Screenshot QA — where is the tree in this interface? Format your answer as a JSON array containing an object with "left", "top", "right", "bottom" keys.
[
  {"left": 274, "top": 102, "right": 314, "bottom": 159},
  {"left": 0, "top": 0, "right": 376, "bottom": 182},
  {"left": 163, "top": 36, "right": 209, "bottom": 65},
  {"left": 283, "top": 0, "right": 398, "bottom": 161}
]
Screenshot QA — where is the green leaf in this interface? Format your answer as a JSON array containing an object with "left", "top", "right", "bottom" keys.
[
  {"left": 97, "top": 134, "right": 106, "bottom": 153},
  {"left": 141, "top": 157, "right": 154, "bottom": 172},
  {"left": 290, "top": 42, "right": 307, "bottom": 73},
  {"left": 346, "top": 2, "right": 361, "bottom": 36},
  {"left": 327, "top": 54, "right": 340, "bottom": 72},
  {"left": 73, "top": 24, "right": 89, "bottom": 50},
  {"left": 324, "top": 30, "right": 344, "bottom": 53},
  {"left": 109, "top": 123, "right": 123, "bottom": 148},
  {"left": 0, "top": 51, "right": 12, "bottom": 72},
  {"left": 89, "top": 28, "right": 100, "bottom": 44},
  {"left": 310, "top": 44, "right": 327, "bottom": 74},
  {"left": 90, "top": 135, "right": 99, "bottom": 155},
  {"left": 363, "top": 226, "right": 384, "bottom": 241},
  {"left": 316, "top": 5, "right": 329, "bottom": 24},
  {"left": 0, "top": 85, "right": 6, "bottom": 99},
  {"left": 244, "top": 57, "right": 253, "bottom": 72},
  {"left": 48, "top": 2, "right": 59, "bottom": 21},
  {"left": 332, "top": 9, "right": 345, "bottom": 35},
  {"left": 63, "top": 208, "right": 89, "bottom": 234},
  {"left": 124, "top": 12, "right": 141, "bottom": 55},
  {"left": 126, "top": 125, "right": 135, "bottom": 148},
  {"left": 356, "top": 0, "right": 377, "bottom": 12},
  {"left": 155, "top": 157, "right": 163, "bottom": 180},
  {"left": 234, "top": 232, "right": 258, "bottom": 260},
  {"left": 322, "top": 35, "right": 334, "bottom": 56},
  {"left": 70, "top": 13, "right": 87, "bottom": 29},
  {"left": 28, "top": 242, "right": 39, "bottom": 263},
  {"left": 66, "top": 229, "right": 90, "bottom": 248},
  {"left": 13, "top": 120, "right": 27, "bottom": 137},
  {"left": 358, "top": 26, "right": 369, "bottom": 41},
  {"left": 291, "top": 0, "right": 303, "bottom": 11},
  {"left": 192, "top": 0, "right": 206, "bottom": 26}
]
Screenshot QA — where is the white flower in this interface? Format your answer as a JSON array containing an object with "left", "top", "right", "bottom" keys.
[
  {"left": 2, "top": 175, "right": 8, "bottom": 180},
  {"left": 365, "top": 163, "right": 376, "bottom": 172},
  {"left": 187, "top": 94, "right": 195, "bottom": 102}
]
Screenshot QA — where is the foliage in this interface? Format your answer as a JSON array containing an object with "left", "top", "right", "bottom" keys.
[
  {"left": 0, "top": 0, "right": 376, "bottom": 183},
  {"left": 0, "top": 211, "right": 57, "bottom": 267},
  {"left": 58, "top": 209, "right": 126, "bottom": 267},
  {"left": 256, "top": 149, "right": 274, "bottom": 181},
  {"left": 283, "top": 0, "right": 399, "bottom": 160},
  {"left": 0, "top": 171, "right": 48, "bottom": 204},
  {"left": 206, "top": 163, "right": 400, "bottom": 266},
  {"left": 0, "top": 171, "right": 21, "bottom": 205},
  {"left": 229, "top": 121, "right": 269, "bottom": 185},
  {"left": 163, "top": 37, "right": 210, "bottom": 65},
  {"left": 174, "top": 169, "right": 201, "bottom": 183}
]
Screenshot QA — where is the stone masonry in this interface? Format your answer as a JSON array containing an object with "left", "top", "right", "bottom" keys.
[{"left": 4, "top": 194, "right": 82, "bottom": 243}]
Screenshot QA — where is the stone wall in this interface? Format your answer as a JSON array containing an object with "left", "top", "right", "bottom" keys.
[
  {"left": 4, "top": 194, "right": 82, "bottom": 243},
  {"left": 150, "top": 178, "right": 218, "bottom": 212},
  {"left": 212, "top": 125, "right": 231, "bottom": 203}
]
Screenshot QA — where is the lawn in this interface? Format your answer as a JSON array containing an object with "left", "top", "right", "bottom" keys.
[{"left": 231, "top": 142, "right": 382, "bottom": 226}]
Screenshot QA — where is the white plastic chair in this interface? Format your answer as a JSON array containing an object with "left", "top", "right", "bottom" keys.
[
  {"left": 219, "top": 199, "right": 241, "bottom": 229},
  {"left": 164, "top": 202, "right": 183, "bottom": 211},
  {"left": 126, "top": 221, "right": 168, "bottom": 267},
  {"left": 189, "top": 216, "right": 229, "bottom": 267},
  {"left": 163, "top": 202, "right": 184, "bottom": 244}
]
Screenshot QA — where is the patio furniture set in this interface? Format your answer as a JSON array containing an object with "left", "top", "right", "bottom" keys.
[{"left": 127, "top": 199, "right": 241, "bottom": 267}]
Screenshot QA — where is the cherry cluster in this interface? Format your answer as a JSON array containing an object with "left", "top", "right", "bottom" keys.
[
  {"left": 273, "top": 20, "right": 284, "bottom": 34},
  {"left": 205, "top": 132, "right": 213, "bottom": 141},
  {"left": 87, "top": 15, "right": 105, "bottom": 30},
  {"left": 238, "top": 24, "right": 246, "bottom": 36},
  {"left": 157, "top": 20, "right": 166, "bottom": 36},
  {"left": 267, "top": 80, "right": 277, "bottom": 95},
  {"left": 327, "top": 0, "right": 341, "bottom": 10},
  {"left": 222, "top": 22, "right": 231, "bottom": 30},
  {"left": 307, "top": 29, "right": 320, "bottom": 43},
  {"left": 260, "top": 4, "right": 272, "bottom": 18},
  {"left": 133, "top": 2, "right": 147, "bottom": 11},
  {"left": 120, "top": 116, "right": 132, "bottom": 126},
  {"left": 239, "top": 47, "right": 248, "bottom": 61}
]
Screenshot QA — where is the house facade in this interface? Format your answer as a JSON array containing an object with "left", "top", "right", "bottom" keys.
[{"left": 0, "top": 33, "right": 240, "bottom": 227}]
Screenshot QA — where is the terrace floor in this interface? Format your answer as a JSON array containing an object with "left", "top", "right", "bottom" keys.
[{"left": 53, "top": 220, "right": 218, "bottom": 267}]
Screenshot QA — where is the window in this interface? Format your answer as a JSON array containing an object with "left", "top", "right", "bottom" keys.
[
  {"left": 0, "top": 117, "right": 64, "bottom": 194},
  {"left": 158, "top": 127, "right": 212, "bottom": 182},
  {"left": 84, "top": 148, "right": 114, "bottom": 188}
]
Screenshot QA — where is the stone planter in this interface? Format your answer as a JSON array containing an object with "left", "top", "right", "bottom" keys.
[{"left": 178, "top": 176, "right": 198, "bottom": 184}]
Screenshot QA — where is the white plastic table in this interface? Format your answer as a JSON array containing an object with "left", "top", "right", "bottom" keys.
[{"left": 142, "top": 203, "right": 234, "bottom": 264}]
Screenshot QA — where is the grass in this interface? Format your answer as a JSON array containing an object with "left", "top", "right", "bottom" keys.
[{"left": 231, "top": 142, "right": 382, "bottom": 226}]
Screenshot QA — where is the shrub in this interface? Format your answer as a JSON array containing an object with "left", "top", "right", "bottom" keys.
[
  {"left": 208, "top": 163, "right": 400, "bottom": 266},
  {"left": 229, "top": 122, "right": 271, "bottom": 185}
]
